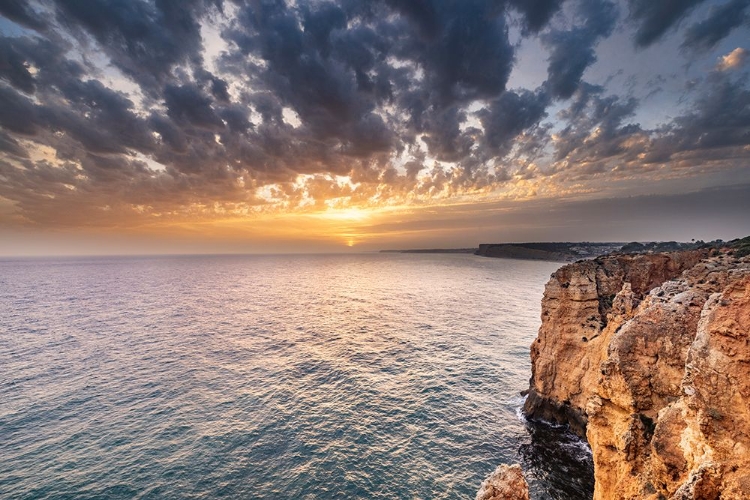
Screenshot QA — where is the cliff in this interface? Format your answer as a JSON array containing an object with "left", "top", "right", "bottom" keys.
[
  {"left": 476, "top": 242, "right": 623, "bottom": 262},
  {"left": 523, "top": 247, "right": 750, "bottom": 499}
]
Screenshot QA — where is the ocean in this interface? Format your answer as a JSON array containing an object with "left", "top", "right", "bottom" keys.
[{"left": 0, "top": 253, "right": 593, "bottom": 499}]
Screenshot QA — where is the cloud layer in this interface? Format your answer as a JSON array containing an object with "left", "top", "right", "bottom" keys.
[{"left": 0, "top": 0, "right": 748, "bottom": 238}]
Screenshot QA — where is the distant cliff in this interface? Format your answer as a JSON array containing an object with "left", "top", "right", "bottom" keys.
[
  {"left": 476, "top": 242, "right": 623, "bottom": 262},
  {"left": 523, "top": 243, "right": 750, "bottom": 499}
]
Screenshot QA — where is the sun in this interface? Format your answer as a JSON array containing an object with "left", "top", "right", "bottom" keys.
[{"left": 317, "top": 207, "right": 371, "bottom": 222}]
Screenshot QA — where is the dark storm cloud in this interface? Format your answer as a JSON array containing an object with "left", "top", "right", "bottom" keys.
[
  {"left": 52, "top": 0, "right": 219, "bottom": 94},
  {"left": 552, "top": 83, "right": 643, "bottom": 167},
  {"left": 0, "top": 130, "right": 28, "bottom": 157},
  {"left": 682, "top": 0, "right": 750, "bottom": 51},
  {"left": 148, "top": 113, "right": 188, "bottom": 153},
  {"left": 627, "top": 0, "right": 707, "bottom": 47},
  {"left": 225, "top": 0, "right": 514, "bottom": 148},
  {"left": 548, "top": 69, "right": 750, "bottom": 180},
  {"left": 507, "top": 0, "right": 568, "bottom": 33},
  {"left": 0, "top": 34, "right": 157, "bottom": 154},
  {"left": 210, "top": 77, "right": 231, "bottom": 103},
  {"left": 53, "top": 79, "right": 156, "bottom": 152},
  {"left": 651, "top": 71, "right": 750, "bottom": 157},
  {"left": 399, "top": 0, "right": 514, "bottom": 104},
  {"left": 223, "top": 0, "right": 380, "bottom": 152},
  {"left": 0, "top": 0, "right": 525, "bottom": 192},
  {"left": 381, "top": 0, "right": 441, "bottom": 38},
  {"left": 0, "top": 84, "right": 38, "bottom": 135},
  {"left": 0, "top": 0, "right": 48, "bottom": 31},
  {"left": 0, "top": 33, "right": 87, "bottom": 88},
  {"left": 0, "top": 37, "right": 36, "bottom": 93},
  {"left": 479, "top": 88, "right": 550, "bottom": 155},
  {"left": 417, "top": 105, "right": 473, "bottom": 162},
  {"left": 218, "top": 105, "right": 252, "bottom": 133},
  {"left": 542, "top": 0, "right": 619, "bottom": 99},
  {"left": 219, "top": 0, "right": 520, "bottom": 168},
  {"left": 164, "top": 83, "right": 225, "bottom": 130}
]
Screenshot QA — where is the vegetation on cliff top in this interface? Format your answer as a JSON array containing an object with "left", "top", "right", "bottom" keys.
[{"left": 730, "top": 236, "right": 750, "bottom": 257}]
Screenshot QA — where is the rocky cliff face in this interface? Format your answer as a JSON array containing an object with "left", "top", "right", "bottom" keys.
[{"left": 524, "top": 249, "right": 750, "bottom": 499}]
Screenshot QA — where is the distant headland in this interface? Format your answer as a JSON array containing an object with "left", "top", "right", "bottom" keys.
[{"left": 381, "top": 240, "right": 728, "bottom": 262}]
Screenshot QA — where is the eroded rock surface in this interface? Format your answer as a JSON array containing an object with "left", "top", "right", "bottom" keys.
[
  {"left": 524, "top": 249, "right": 750, "bottom": 499},
  {"left": 476, "top": 464, "right": 529, "bottom": 500}
]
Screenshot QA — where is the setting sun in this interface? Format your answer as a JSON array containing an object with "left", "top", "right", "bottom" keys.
[{"left": 314, "top": 207, "right": 373, "bottom": 222}]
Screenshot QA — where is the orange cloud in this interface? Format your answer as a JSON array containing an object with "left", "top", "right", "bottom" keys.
[{"left": 716, "top": 48, "right": 748, "bottom": 71}]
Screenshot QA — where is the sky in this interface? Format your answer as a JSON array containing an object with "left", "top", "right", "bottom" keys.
[{"left": 0, "top": 0, "right": 749, "bottom": 255}]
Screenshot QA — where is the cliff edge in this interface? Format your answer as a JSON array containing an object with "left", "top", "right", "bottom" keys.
[{"left": 523, "top": 246, "right": 750, "bottom": 499}]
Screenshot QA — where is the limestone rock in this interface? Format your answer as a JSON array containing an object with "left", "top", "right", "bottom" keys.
[
  {"left": 524, "top": 248, "right": 750, "bottom": 499},
  {"left": 523, "top": 250, "right": 708, "bottom": 436},
  {"left": 476, "top": 464, "right": 529, "bottom": 500}
]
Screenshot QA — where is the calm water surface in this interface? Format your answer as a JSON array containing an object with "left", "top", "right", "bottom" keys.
[{"left": 0, "top": 253, "right": 592, "bottom": 499}]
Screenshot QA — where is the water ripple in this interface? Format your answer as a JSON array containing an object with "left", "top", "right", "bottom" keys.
[{"left": 0, "top": 254, "right": 590, "bottom": 499}]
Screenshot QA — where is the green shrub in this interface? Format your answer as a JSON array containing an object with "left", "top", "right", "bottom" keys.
[{"left": 730, "top": 236, "right": 750, "bottom": 257}]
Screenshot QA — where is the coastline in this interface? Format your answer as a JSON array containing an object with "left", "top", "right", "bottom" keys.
[
  {"left": 381, "top": 242, "right": 625, "bottom": 262},
  {"left": 518, "top": 240, "right": 750, "bottom": 499}
]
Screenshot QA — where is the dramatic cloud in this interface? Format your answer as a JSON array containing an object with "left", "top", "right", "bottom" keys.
[
  {"left": 508, "top": 0, "right": 568, "bottom": 33},
  {"left": 682, "top": 0, "right": 750, "bottom": 51},
  {"left": 627, "top": 0, "right": 707, "bottom": 47},
  {"left": 542, "top": 0, "right": 619, "bottom": 99},
  {"left": 657, "top": 70, "right": 750, "bottom": 153},
  {"left": 52, "top": 0, "right": 217, "bottom": 95},
  {"left": 0, "top": 37, "right": 36, "bottom": 93},
  {"left": 0, "top": 0, "right": 749, "bottom": 251},
  {"left": 479, "top": 88, "right": 550, "bottom": 155},
  {"left": 0, "top": 0, "right": 48, "bottom": 31},
  {"left": 552, "top": 83, "right": 643, "bottom": 168}
]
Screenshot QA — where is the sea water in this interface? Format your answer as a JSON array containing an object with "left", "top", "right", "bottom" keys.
[{"left": 0, "top": 253, "right": 593, "bottom": 499}]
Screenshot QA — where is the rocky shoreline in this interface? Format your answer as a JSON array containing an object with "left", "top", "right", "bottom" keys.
[{"left": 519, "top": 243, "right": 750, "bottom": 499}]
